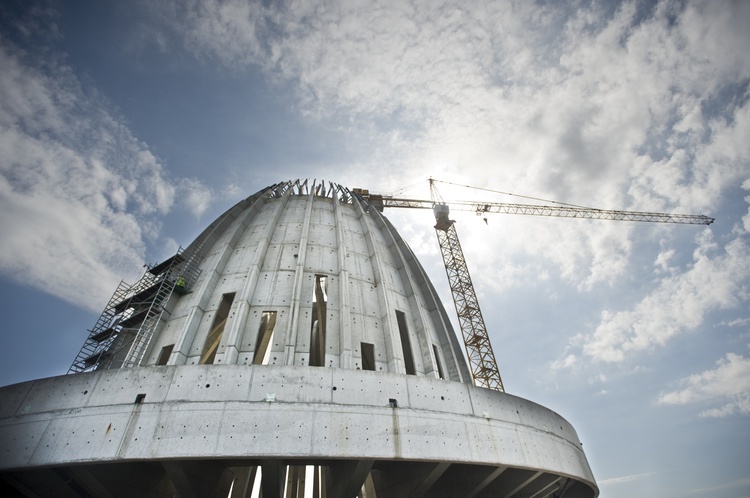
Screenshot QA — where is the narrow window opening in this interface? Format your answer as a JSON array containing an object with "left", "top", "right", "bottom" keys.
[
  {"left": 200, "top": 292, "right": 235, "bottom": 365},
  {"left": 156, "top": 344, "right": 174, "bottom": 366},
  {"left": 309, "top": 275, "right": 328, "bottom": 367},
  {"left": 361, "top": 342, "right": 375, "bottom": 371},
  {"left": 433, "top": 344, "right": 445, "bottom": 379},
  {"left": 396, "top": 310, "right": 416, "bottom": 375},
  {"left": 253, "top": 311, "right": 277, "bottom": 365}
]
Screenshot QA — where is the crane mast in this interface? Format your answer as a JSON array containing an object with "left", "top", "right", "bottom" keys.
[
  {"left": 434, "top": 201, "right": 505, "bottom": 391},
  {"left": 355, "top": 181, "right": 713, "bottom": 393}
]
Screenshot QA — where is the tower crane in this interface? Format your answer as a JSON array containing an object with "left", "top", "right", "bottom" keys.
[{"left": 355, "top": 179, "right": 714, "bottom": 393}]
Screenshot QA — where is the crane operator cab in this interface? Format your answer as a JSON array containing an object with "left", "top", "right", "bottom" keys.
[{"left": 433, "top": 203, "right": 454, "bottom": 231}]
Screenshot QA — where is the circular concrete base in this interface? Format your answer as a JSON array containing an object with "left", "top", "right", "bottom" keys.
[{"left": 0, "top": 365, "right": 597, "bottom": 497}]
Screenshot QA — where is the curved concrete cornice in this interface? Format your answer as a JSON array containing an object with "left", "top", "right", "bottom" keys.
[{"left": 0, "top": 365, "right": 597, "bottom": 497}]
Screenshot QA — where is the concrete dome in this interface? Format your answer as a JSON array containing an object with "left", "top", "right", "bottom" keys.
[
  {"left": 144, "top": 179, "right": 471, "bottom": 381},
  {"left": 0, "top": 180, "right": 598, "bottom": 498}
]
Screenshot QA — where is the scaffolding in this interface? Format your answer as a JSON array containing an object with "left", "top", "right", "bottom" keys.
[{"left": 69, "top": 246, "right": 203, "bottom": 373}]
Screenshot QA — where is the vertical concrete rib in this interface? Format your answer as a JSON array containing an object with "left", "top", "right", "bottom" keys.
[
  {"left": 171, "top": 197, "right": 262, "bottom": 365},
  {"left": 332, "top": 191, "right": 353, "bottom": 369},
  {"left": 284, "top": 185, "right": 316, "bottom": 365},
  {"left": 354, "top": 200, "right": 402, "bottom": 374},
  {"left": 372, "top": 209, "right": 432, "bottom": 376},
  {"left": 382, "top": 216, "right": 471, "bottom": 384},
  {"left": 221, "top": 188, "right": 292, "bottom": 365}
]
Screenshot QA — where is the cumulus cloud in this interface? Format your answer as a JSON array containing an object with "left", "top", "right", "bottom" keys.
[
  {"left": 0, "top": 38, "right": 211, "bottom": 311},
  {"left": 150, "top": 0, "right": 750, "bottom": 293},
  {"left": 581, "top": 229, "right": 750, "bottom": 363},
  {"left": 560, "top": 168, "right": 750, "bottom": 365},
  {"left": 658, "top": 350, "right": 750, "bottom": 418},
  {"left": 551, "top": 354, "right": 577, "bottom": 371},
  {"left": 177, "top": 178, "right": 214, "bottom": 218}
]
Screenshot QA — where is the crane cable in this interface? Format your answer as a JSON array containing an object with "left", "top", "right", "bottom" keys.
[
  {"left": 432, "top": 178, "right": 604, "bottom": 211},
  {"left": 388, "top": 181, "right": 423, "bottom": 198}
]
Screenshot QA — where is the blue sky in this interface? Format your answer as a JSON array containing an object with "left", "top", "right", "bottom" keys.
[{"left": 1, "top": 1, "right": 749, "bottom": 496}]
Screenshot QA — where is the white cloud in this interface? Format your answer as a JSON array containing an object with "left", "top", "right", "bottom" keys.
[
  {"left": 567, "top": 171, "right": 750, "bottom": 364},
  {"left": 153, "top": 1, "right": 750, "bottom": 289},
  {"left": 551, "top": 354, "right": 577, "bottom": 371},
  {"left": 721, "top": 317, "right": 750, "bottom": 328},
  {"left": 177, "top": 0, "right": 267, "bottom": 69},
  {"left": 133, "top": 0, "right": 750, "bottom": 386},
  {"left": 0, "top": 40, "right": 211, "bottom": 311},
  {"left": 599, "top": 471, "right": 660, "bottom": 486},
  {"left": 658, "top": 350, "right": 750, "bottom": 418},
  {"left": 178, "top": 178, "right": 213, "bottom": 218},
  {"left": 654, "top": 247, "right": 676, "bottom": 275},
  {"left": 154, "top": 0, "right": 750, "bottom": 171},
  {"left": 581, "top": 229, "right": 750, "bottom": 363},
  {"left": 143, "top": 5, "right": 750, "bottom": 374}
]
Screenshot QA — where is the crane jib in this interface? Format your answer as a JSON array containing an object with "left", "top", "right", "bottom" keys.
[
  {"left": 375, "top": 197, "right": 714, "bottom": 225},
  {"left": 355, "top": 187, "right": 714, "bottom": 393}
]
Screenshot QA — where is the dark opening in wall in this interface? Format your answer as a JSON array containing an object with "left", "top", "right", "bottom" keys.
[
  {"left": 396, "top": 310, "right": 415, "bottom": 375},
  {"left": 200, "top": 292, "right": 235, "bottom": 364},
  {"left": 156, "top": 344, "right": 174, "bottom": 366},
  {"left": 253, "top": 311, "right": 278, "bottom": 365},
  {"left": 361, "top": 342, "right": 375, "bottom": 371},
  {"left": 309, "top": 275, "right": 328, "bottom": 367},
  {"left": 433, "top": 344, "right": 445, "bottom": 379}
]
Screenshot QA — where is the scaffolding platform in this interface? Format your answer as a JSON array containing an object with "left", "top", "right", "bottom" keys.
[
  {"left": 113, "top": 282, "right": 161, "bottom": 314},
  {"left": 89, "top": 327, "right": 116, "bottom": 343},
  {"left": 119, "top": 309, "right": 149, "bottom": 329},
  {"left": 83, "top": 351, "right": 111, "bottom": 367},
  {"left": 149, "top": 254, "right": 186, "bottom": 276}
]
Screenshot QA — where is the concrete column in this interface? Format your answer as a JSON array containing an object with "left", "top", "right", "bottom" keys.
[
  {"left": 162, "top": 461, "right": 233, "bottom": 498},
  {"left": 328, "top": 460, "right": 373, "bottom": 498}
]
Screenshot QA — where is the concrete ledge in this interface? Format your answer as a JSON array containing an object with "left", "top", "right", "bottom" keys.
[{"left": 0, "top": 365, "right": 596, "bottom": 495}]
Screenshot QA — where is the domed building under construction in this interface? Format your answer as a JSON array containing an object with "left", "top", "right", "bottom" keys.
[{"left": 0, "top": 180, "right": 598, "bottom": 498}]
